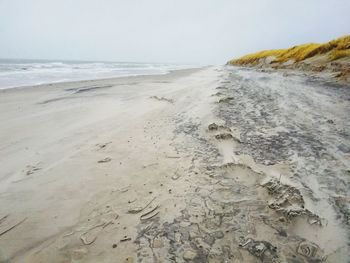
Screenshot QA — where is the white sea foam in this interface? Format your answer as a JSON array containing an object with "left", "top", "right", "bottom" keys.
[{"left": 0, "top": 59, "right": 196, "bottom": 89}]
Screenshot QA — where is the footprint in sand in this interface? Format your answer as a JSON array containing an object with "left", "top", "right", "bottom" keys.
[{"left": 208, "top": 123, "right": 241, "bottom": 143}]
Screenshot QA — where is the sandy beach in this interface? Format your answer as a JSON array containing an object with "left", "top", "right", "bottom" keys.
[{"left": 0, "top": 66, "right": 349, "bottom": 262}]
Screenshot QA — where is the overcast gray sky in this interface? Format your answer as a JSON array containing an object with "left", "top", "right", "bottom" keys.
[{"left": 0, "top": 0, "right": 349, "bottom": 64}]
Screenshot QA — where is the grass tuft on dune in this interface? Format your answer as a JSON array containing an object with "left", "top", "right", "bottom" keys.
[
  {"left": 229, "top": 35, "right": 350, "bottom": 65},
  {"left": 330, "top": 49, "right": 350, "bottom": 61}
]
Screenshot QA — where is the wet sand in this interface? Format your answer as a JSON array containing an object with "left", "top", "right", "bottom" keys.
[{"left": 0, "top": 66, "right": 349, "bottom": 262}]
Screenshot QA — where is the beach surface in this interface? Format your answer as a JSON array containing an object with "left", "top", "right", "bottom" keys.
[{"left": 0, "top": 67, "right": 349, "bottom": 262}]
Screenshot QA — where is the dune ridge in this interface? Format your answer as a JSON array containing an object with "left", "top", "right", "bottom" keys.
[{"left": 228, "top": 35, "right": 350, "bottom": 83}]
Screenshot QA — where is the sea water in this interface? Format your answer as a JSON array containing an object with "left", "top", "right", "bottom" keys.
[{"left": 0, "top": 59, "right": 195, "bottom": 89}]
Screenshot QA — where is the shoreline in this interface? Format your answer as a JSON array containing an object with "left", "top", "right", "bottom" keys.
[{"left": 0, "top": 66, "right": 204, "bottom": 91}]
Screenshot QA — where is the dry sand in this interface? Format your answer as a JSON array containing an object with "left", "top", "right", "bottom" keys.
[{"left": 0, "top": 66, "right": 349, "bottom": 262}]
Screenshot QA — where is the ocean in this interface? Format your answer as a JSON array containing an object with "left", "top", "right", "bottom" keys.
[{"left": 0, "top": 59, "right": 195, "bottom": 89}]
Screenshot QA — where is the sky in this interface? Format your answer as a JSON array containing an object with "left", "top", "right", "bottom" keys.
[{"left": 0, "top": 0, "right": 349, "bottom": 64}]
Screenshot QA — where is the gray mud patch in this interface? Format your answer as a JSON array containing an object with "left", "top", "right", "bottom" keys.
[
  {"left": 65, "top": 85, "right": 113, "bottom": 94},
  {"left": 150, "top": 96, "right": 174, "bottom": 104},
  {"left": 38, "top": 85, "right": 113, "bottom": 104}
]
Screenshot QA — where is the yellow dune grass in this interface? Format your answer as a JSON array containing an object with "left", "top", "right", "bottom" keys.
[{"left": 229, "top": 35, "right": 350, "bottom": 65}]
